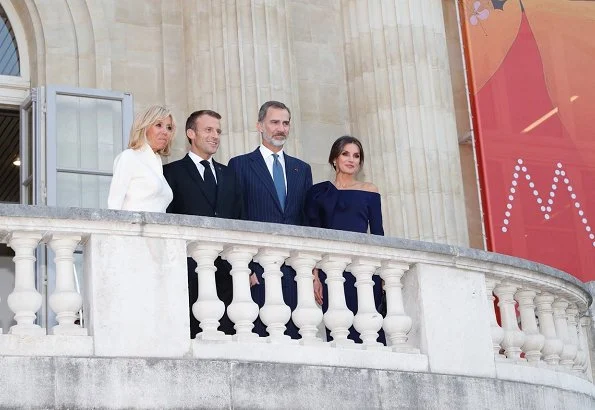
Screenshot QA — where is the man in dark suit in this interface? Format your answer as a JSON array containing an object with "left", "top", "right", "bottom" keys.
[
  {"left": 164, "top": 110, "right": 243, "bottom": 338},
  {"left": 228, "top": 101, "right": 313, "bottom": 339}
]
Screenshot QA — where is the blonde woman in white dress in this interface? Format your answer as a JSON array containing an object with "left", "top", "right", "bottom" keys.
[{"left": 108, "top": 105, "right": 176, "bottom": 212}]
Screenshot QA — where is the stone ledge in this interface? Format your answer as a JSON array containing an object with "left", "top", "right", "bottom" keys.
[
  {"left": 0, "top": 356, "right": 593, "bottom": 409},
  {"left": 192, "top": 340, "right": 427, "bottom": 373},
  {"left": 0, "top": 334, "right": 93, "bottom": 357},
  {"left": 495, "top": 361, "right": 595, "bottom": 397},
  {"left": 0, "top": 204, "right": 590, "bottom": 303}
]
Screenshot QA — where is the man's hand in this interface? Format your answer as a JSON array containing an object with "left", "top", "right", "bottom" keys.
[
  {"left": 249, "top": 273, "right": 260, "bottom": 287},
  {"left": 313, "top": 268, "right": 323, "bottom": 305}
]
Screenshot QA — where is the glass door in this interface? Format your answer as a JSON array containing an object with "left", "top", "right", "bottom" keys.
[
  {"left": 45, "top": 85, "right": 133, "bottom": 208},
  {"left": 26, "top": 85, "right": 133, "bottom": 328}
]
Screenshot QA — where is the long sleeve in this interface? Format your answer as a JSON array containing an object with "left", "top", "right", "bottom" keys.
[
  {"left": 304, "top": 187, "right": 322, "bottom": 228},
  {"left": 107, "top": 152, "right": 131, "bottom": 210},
  {"left": 368, "top": 194, "right": 384, "bottom": 236},
  {"left": 300, "top": 164, "right": 314, "bottom": 226},
  {"left": 163, "top": 164, "right": 177, "bottom": 214}
]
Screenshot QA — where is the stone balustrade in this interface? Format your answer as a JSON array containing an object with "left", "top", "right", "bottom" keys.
[{"left": 0, "top": 205, "right": 592, "bottom": 399}]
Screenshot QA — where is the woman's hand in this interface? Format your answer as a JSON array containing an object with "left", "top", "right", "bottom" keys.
[{"left": 313, "top": 268, "right": 323, "bottom": 305}]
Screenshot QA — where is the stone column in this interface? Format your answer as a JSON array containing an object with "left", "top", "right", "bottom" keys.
[
  {"left": 187, "top": 242, "right": 228, "bottom": 341},
  {"left": 485, "top": 278, "right": 504, "bottom": 358},
  {"left": 515, "top": 289, "right": 544, "bottom": 363},
  {"left": 341, "top": 0, "right": 468, "bottom": 245},
  {"left": 254, "top": 248, "right": 291, "bottom": 342},
  {"left": 183, "top": 0, "right": 301, "bottom": 160},
  {"left": 48, "top": 234, "right": 87, "bottom": 336},
  {"left": 7, "top": 232, "right": 44, "bottom": 336},
  {"left": 494, "top": 283, "right": 525, "bottom": 361}
]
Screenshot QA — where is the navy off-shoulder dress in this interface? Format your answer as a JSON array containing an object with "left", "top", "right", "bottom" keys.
[{"left": 305, "top": 181, "right": 385, "bottom": 344}]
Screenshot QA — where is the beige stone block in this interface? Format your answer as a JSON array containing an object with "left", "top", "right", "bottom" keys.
[
  {"left": 114, "top": 0, "right": 162, "bottom": 26},
  {"left": 161, "top": 0, "right": 183, "bottom": 25},
  {"left": 293, "top": 41, "right": 317, "bottom": 82},
  {"left": 77, "top": 56, "right": 97, "bottom": 89},
  {"left": 163, "top": 24, "right": 185, "bottom": 58},
  {"left": 300, "top": 121, "right": 348, "bottom": 166},
  {"left": 44, "top": 53, "right": 78, "bottom": 85},
  {"left": 318, "top": 86, "right": 348, "bottom": 125},
  {"left": 288, "top": 2, "right": 312, "bottom": 42},
  {"left": 124, "top": 26, "right": 162, "bottom": 53},
  {"left": 297, "top": 81, "right": 319, "bottom": 121},
  {"left": 112, "top": 63, "right": 161, "bottom": 103},
  {"left": 309, "top": 7, "right": 339, "bottom": 44}
]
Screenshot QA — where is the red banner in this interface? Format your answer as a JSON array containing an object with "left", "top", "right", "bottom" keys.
[{"left": 460, "top": 0, "right": 595, "bottom": 281}]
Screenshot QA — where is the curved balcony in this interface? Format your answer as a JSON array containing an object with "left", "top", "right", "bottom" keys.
[{"left": 0, "top": 204, "right": 593, "bottom": 409}]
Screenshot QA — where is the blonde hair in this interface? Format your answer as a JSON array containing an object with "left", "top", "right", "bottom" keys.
[{"left": 128, "top": 105, "right": 176, "bottom": 156}]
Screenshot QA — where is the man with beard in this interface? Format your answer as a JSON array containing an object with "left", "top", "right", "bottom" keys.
[
  {"left": 228, "top": 100, "right": 313, "bottom": 339},
  {"left": 164, "top": 110, "right": 243, "bottom": 338}
]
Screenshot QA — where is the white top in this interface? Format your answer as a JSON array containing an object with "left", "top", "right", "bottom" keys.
[
  {"left": 188, "top": 151, "right": 217, "bottom": 183},
  {"left": 107, "top": 144, "right": 173, "bottom": 212},
  {"left": 259, "top": 144, "right": 287, "bottom": 192}
]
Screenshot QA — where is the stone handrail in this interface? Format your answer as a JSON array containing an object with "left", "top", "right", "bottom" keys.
[{"left": 0, "top": 205, "right": 592, "bottom": 395}]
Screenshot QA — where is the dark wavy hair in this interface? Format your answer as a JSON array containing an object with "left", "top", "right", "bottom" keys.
[{"left": 328, "top": 135, "right": 364, "bottom": 170}]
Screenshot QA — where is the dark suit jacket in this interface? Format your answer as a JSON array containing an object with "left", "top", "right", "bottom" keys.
[
  {"left": 227, "top": 147, "right": 312, "bottom": 225},
  {"left": 163, "top": 154, "right": 244, "bottom": 337},
  {"left": 228, "top": 147, "right": 312, "bottom": 314},
  {"left": 164, "top": 154, "right": 243, "bottom": 219}
]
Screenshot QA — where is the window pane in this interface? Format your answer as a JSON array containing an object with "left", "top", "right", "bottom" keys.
[
  {"left": 56, "top": 172, "right": 111, "bottom": 209},
  {"left": 0, "top": 6, "right": 20, "bottom": 76},
  {"left": 56, "top": 95, "right": 123, "bottom": 173}
]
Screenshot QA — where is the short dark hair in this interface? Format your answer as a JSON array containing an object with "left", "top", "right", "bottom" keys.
[
  {"left": 185, "top": 110, "right": 222, "bottom": 144},
  {"left": 257, "top": 101, "right": 291, "bottom": 123},
  {"left": 328, "top": 135, "right": 365, "bottom": 170}
]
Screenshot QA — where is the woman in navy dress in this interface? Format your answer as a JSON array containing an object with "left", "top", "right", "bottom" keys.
[{"left": 305, "top": 135, "right": 385, "bottom": 344}]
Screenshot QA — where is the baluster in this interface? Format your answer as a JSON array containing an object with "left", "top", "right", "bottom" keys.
[
  {"left": 535, "top": 292, "right": 563, "bottom": 365},
  {"left": 515, "top": 289, "right": 544, "bottom": 363},
  {"left": 286, "top": 251, "right": 323, "bottom": 345},
  {"left": 48, "top": 235, "right": 87, "bottom": 336},
  {"left": 577, "top": 316, "right": 591, "bottom": 373},
  {"left": 318, "top": 255, "right": 353, "bottom": 347},
  {"left": 379, "top": 261, "right": 414, "bottom": 352},
  {"left": 221, "top": 245, "right": 259, "bottom": 341},
  {"left": 187, "top": 242, "right": 229, "bottom": 341},
  {"left": 565, "top": 305, "right": 583, "bottom": 373},
  {"left": 493, "top": 283, "right": 525, "bottom": 360},
  {"left": 485, "top": 278, "right": 505, "bottom": 358},
  {"left": 553, "top": 299, "right": 577, "bottom": 369},
  {"left": 254, "top": 248, "right": 291, "bottom": 342},
  {"left": 7, "top": 232, "right": 44, "bottom": 336},
  {"left": 348, "top": 258, "right": 383, "bottom": 349}
]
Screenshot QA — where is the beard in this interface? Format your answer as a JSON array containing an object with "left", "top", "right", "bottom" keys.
[{"left": 262, "top": 131, "right": 287, "bottom": 147}]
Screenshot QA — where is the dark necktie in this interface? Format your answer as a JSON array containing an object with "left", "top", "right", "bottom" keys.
[
  {"left": 200, "top": 159, "right": 217, "bottom": 201},
  {"left": 272, "top": 153, "right": 286, "bottom": 210}
]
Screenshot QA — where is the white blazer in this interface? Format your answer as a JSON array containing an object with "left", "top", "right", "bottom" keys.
[{"left": 107, "top": 144, "right": 173, "bottom": 212}]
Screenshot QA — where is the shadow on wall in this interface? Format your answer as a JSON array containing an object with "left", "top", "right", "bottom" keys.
[{"left": 0, "top": 244, "right": 16, "bottom": 331}]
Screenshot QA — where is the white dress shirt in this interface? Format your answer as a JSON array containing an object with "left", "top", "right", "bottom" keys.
[
  {"left": 107, "top": 143, "right": 173, "bottom": 212},
  {"left": 259, "top": 144, "right": 287, "bottom": 192},
  {"left": 188, "top": 151, "right": 217, "bottom": 183}
]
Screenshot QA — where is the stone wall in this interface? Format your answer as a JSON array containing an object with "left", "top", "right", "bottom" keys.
[{"left": 0, "top": 356, "right": 593, "bottom": 409}]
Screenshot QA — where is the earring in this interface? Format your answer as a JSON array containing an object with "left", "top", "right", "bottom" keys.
[{"left": 333, "top": 161, "right": 336, "bottom": 166}]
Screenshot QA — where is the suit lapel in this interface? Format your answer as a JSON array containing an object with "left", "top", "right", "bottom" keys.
[
  {"left": 182, "top": 154, "right": 216, "bottom": 208},
  {"left": 248, "top": 148, "right": 283, "bottom": 212}
]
